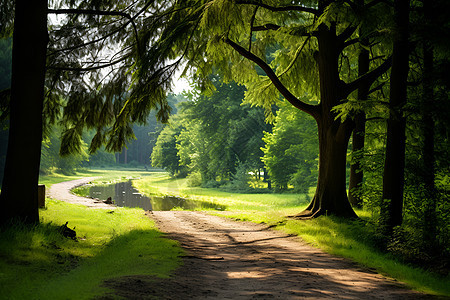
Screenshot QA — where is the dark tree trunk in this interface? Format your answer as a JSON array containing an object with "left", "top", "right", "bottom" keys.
[
  {"left": 348, "top": 10, "right": 370, "bottom": 207},
  {"left": 299, "top": 118, "right": 357, "bottom": 218},
  {"left": 0, "top": 0, "right": 48, "bottom": 225},
  {"left": 381, "top": 0, "right": 410, "bottom": 230},
  {"left": 294, "top": 23, "right": 358, "bottom": 219},
  {"left": 421, "top": 1, "right": 437, "bottom": 248}
]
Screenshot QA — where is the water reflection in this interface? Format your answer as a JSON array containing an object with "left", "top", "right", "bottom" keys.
[{"left": 86, "top": 181, "right": 226, "bottom": 211}]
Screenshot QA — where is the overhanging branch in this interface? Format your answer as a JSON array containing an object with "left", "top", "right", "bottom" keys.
[
  {"left": 48, "top": 54, "right": 131, "bottom": 72},
  {"left": 235, "top": 1, "right": 319, "bottom": 16},
  {"left": 252, "top": 23, "right": 281, "bottom": 31},
  {"left": 47, "top": 8, "right": 132, "bottom": 19},
  {"left": 224, "top": 37, "right": 318, "bottom": 118},
  {"left": 48, "top": 8, "right": 141, "bottom": 54}
]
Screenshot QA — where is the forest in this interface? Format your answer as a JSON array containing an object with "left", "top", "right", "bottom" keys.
[{"left": 0, "top": 0, "right": 449, "bottom": 295}]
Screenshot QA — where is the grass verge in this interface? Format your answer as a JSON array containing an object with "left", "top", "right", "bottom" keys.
[{"left": 0, "top": 195, "right": 181, "bottom": 299}]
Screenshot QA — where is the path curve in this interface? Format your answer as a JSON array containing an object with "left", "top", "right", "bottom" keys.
[
  {"left": 104, "top": 211, "right": 437, "bottom": 299},
  {"left": 47, "top": 177, "right": 113, "bottom": 208}
]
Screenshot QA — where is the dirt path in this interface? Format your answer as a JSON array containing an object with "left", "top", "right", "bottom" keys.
[
  {"left": 47, "top": 177, "right": 113, "bottom": 208},
  {"left": 50, "top": 179, "right": 436, "bottom": 299},
  {"left": 105, "top": 211, "right": 436, "bottom": 299}
]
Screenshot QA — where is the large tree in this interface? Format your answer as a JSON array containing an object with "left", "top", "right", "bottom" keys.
[
  {"left": 0, "top": 1, "right": 172, "bottom": 224},
  {"left": 0, "top": 0, "right": 48, "bottom": 224},
  {"left": 137, "top": 0, "right": 393, "bottom": 218}
]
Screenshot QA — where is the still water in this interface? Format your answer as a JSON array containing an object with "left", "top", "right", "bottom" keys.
[{"left": 83, "top": 181, "right": 226, "bottom": 211}]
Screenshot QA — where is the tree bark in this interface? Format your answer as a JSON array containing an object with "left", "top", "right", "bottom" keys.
[
  {"left": 294, "top": 23, "right": 358, "bottom": 219},
  {"left": 0, "top": 0, "right": 48, "bottom": 225},
  {"left": 380, "top": 0, "right": 410, "bottom": 230},
  {"left": 298, "top": 118, "right": 357, "bottom": 218}
]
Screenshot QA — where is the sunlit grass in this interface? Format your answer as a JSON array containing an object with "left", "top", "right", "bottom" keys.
[{"left": 0, "top": 198, "right": 181, "bottom": 299}]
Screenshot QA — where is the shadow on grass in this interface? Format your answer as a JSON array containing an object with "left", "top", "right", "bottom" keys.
[{"left": 0, "top": 222, "right": 182, "bottom": 300}]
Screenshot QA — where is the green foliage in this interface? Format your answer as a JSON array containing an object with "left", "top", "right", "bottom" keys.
[
  {"left": 151, "top": 114, "right": 187, "bottom": 177},
  {"left": 262, "top": 101, "right": 318, "bottom": 192},
  {"left": 151, "top": 78, "right": 268, "bottom": 188},
  {"left": 40, "top": 125, "right": 90, "bottom": 175},
  {"left": 224, "top": 161, "right": 252, "bottom": 192}
]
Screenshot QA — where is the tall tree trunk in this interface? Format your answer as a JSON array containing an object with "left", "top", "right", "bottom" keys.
[
  {"left": 295, "top": 23, "right": 357, "bottom": 219},
  {"left": 381, "top": 0, "right": 410, "bottom": 230},
  {"left": 422, "top": 0, "right": 437, "bottom": 248},
  {"left": 348, "top": 45, "right": 369, "bottom": 208},
  {"left": 0, "top": 0, "right": 48, "bottom": 225}
]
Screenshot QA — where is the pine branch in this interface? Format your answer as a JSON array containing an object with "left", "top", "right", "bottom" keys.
[
  {"left": 235, "top": 1, "right": 319, "bottom": 16},
  {"left": 48, "top": 54, "right": 131, "bottom": 72},
  {"left": 344, "top": 56, "right": 392, "bottom": 96},
  {"left": 366, "top": 0, "right": 392, "bottom": 8},
  {"left": 224, "top": 37, "right": 319, "bottom": 118},
  {"left": 252, "top": 23, "right": 281, "bottom": 31},
  {"left": 48, "top": 23, "right": 129, "bottom": 57},
  {"left": 47, "top": 8, "right": 133, "bottom": 19},
  {"left": 47, "top": 6, "right": 146, "bottom": 54}
]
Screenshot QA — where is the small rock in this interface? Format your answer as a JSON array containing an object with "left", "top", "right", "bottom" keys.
[{"left": 104, "top": 197, "right": 114, "bottom": 204}]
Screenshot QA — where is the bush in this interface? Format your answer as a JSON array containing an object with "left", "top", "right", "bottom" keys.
[{"left": 185, "top": 171, "right": 202, "bottom": 187}]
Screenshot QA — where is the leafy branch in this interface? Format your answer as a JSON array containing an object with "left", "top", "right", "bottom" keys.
[
  {"left": 235, "top": 1, "right": 319, "bottom": 16},
  {"left": 224, "top": 37, "right": 319, "bottom": 118}
]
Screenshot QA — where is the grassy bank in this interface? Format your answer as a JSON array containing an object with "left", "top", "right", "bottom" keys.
[
  {"left": 0, "top": 169, "right": 181, "bottom": 300},
  {"left": 134, "top": 173, "right": 450, "bottom": 297}
]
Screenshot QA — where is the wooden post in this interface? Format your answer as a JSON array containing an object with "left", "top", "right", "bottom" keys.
[{"left": 38, "top": 184, "right": 45, "bottom": 208}]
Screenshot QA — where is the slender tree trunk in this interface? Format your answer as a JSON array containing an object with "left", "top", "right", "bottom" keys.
[
  {"left": 0, "top": 0, "right": 48, "bottom": 225},
  {"left": 349, "top": 45, "right": 369, "bottom": 207},
  {"left": 294, "top": 23, "right": 357, "bottom": 219},
  {"left": 381, "top": 0, "right": 410, "bottom": 230},
  {"left": 422, "top": 0, "right": 437, "bottom": 248}
]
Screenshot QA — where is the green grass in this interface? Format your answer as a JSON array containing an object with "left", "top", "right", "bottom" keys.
[
  {"left": 0, "top": 195, "right": 181, "bottom": 299},
  {"left": 134, "top": 173, "right": 450, "bottom": 297}
]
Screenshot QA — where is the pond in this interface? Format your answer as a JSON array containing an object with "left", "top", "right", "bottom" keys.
[{"left": 77, "top": 180, "right": 226, "bottom": 211}]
